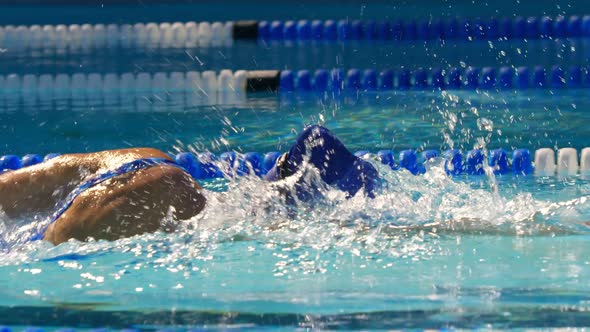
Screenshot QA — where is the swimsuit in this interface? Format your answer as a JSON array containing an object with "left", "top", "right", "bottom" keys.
[{"left": 29, "top": 157, "right": 185, "bottom": 241}]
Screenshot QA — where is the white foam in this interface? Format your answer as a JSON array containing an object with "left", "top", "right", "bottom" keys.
[{"left": 534, "top": 148, "right": 556, "bottom": 176}]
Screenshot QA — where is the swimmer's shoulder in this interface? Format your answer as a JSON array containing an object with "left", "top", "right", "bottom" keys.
[
  {"left": 0, "top": 148, "right": 173, "bottom": 181},
  {"left": 63, "top": 148, "right": 173, "bottom": 172},
  {"left": 92, "top": 148, "right": 171, "bottom": 161}
]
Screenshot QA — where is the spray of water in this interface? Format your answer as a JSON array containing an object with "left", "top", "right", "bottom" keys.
[
  {"left": 0, "top": 163, "right": 587, "bottom": 264},
  {"left": 1, "top": 91, "right": 590, "bottom": 263}
]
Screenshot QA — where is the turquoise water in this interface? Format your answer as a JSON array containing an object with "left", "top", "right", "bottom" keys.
[
  {"left": 1, "top": 89, "right": 589, "bottom": 155},
  {"left": 1, "top": 88, "right": 590, "bottom": 329},
  {"left": 1, "top": 0, "right": 589, "bottom": 26},
  {"left": 3, "top": 0, "right": 590, "bottom": 329},
  {"left": 2, "top": 39, "right": 590, "bottom": 76}
]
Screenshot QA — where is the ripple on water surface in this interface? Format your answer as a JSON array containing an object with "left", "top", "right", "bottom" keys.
[{"left": 1, "top": 160, "right": 590, "bottom": 328}]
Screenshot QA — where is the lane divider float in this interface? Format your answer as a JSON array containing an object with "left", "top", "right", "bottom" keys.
[
  {"left": 1, "top": 66, "right": 589, "bottom": 98},
  {"left": 256, "top": 16, "right": 590, "bottom": 41},
  {"left": 2, "top": 15, "right": 590, "bottom": 50},
  {"left": 2, "top": 148, "right": 589, "bottom": 178},
  {"left": 0, "top": 21, "right": 234, "bottom": 49}
]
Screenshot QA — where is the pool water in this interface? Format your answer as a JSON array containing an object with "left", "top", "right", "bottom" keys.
[
  {"left": 1, "top": 88, "right": 590, "bottom": 330},
  {"left": 2, "top": 0, "right": 590, "bottom": 330},
  {"left": 1, "top": 89, "right": 589, "bottom": 155}
]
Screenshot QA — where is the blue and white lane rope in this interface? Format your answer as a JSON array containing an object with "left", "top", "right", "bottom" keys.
[
  {"left": 2, "top": 148, "right": 589, "bottom": 178},
  {"left": 0, "top": 22, "right": 234, "bottom": 49},
  {"left": 277, "top": 66, "right": 590, "bottom": 91},
  {"left": 1, "top": 16, "right": 590, "bottom": 49},
  {"left": 257, "top": 16, "right": 590, "bottom": 41},
  {"left": 1, "top": 66, "right": 590, "bottom": 97}
]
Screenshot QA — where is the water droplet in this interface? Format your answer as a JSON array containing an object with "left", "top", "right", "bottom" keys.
[{"left": 477, "top": 118, "right": 494, "bottom": 132}]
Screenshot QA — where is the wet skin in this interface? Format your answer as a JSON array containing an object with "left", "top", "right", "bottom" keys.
[{"left": 0, "top": 148, "right": 206, "bottom": 245}]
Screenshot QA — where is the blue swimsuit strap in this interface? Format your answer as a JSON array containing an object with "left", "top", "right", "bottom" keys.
[{"left": 30, "top": 157, "right": 185, "bottom": 241}]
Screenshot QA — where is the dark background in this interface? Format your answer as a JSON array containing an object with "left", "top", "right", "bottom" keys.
[{"left": 0, "top": 0, "right": 588, "bottom": 25}]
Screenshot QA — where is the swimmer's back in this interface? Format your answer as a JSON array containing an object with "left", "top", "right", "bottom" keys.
[
  {"left": 0, "top": 148, "right": 173, "bottom": 218},
  {"left": 0, "top": 148, "right": 206, "bottom": 245},
  {"left": 43, "top": 159, "right": 205, "bottom": 244}
]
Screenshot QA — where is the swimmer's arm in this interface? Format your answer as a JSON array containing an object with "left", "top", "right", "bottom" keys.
[
  {"left": 0, "top": 148, "right": 171, "bottom": 218},
  {"left": 43, "top": 165, "right": 206, "bottom": 245},
  {"left": 0, "top": 157, "right": 83, "bottom": 217}
]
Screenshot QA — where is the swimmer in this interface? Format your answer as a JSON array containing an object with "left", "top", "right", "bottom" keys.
[{"left": 0, "top": 125, "right": 378, "bottom": 245}]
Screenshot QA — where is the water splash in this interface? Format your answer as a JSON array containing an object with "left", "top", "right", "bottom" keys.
[
  {"left": 0, "top": 157, "right": 589, "bottom": 325},
  {"left": 0, "top": 157, "right": 589, "bottom": 263}
]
